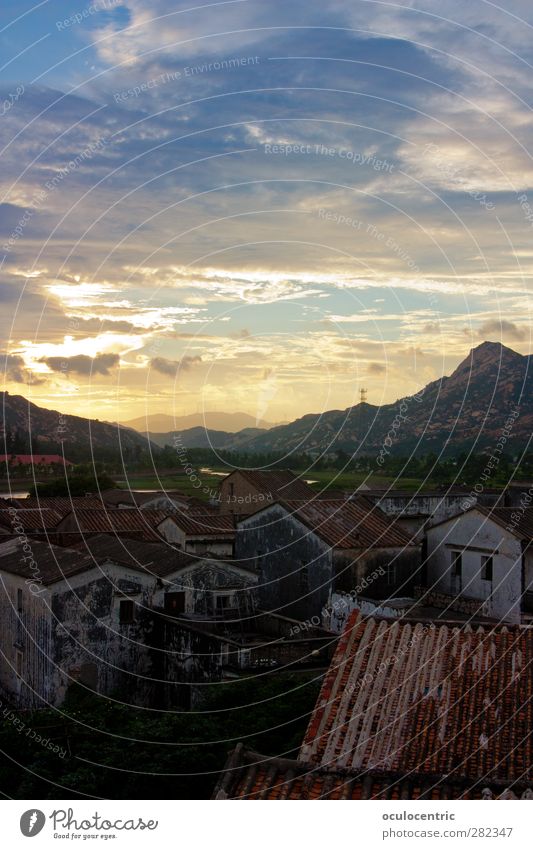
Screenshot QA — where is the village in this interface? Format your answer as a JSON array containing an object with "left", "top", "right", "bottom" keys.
[{"left": 1, "top": 454, "right": 532, "bottom": 799}]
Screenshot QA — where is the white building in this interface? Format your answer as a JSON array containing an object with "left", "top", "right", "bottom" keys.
[{"left": 425, "top": 506, "right": 533, "bottom": 624}]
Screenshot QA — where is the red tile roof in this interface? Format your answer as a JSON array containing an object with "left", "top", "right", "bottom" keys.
[
  {"left": 0, "top": 508, "right": 62, "bottom": 530},
  {"left": 213, "top": 745, "right": 533, "bottom": 800},
  {"left": 280, "top": 498, "right": 413, "bottom": 549},
  {"left": 10, "top": 497, "right": 104, "bottom": 515},
  {"left": 56, "top": 508, "right": 168, "bottom": 541},
  {"left": 480, "top": 506, "right": 533, "bottom": 541},
  {"left": 300, "top": 611, "right": 533, "bottom": 784},
  {"left": 75, "top": 534, "right": 197, "bottom": 577},
  {"left": 0, "top": 454, "right": 73, "bottom": 466},
  {"left": 0, "top": 538, "right": 97, "bottom": 584},
  {"left": 223, "top": 469, "right": 315, "bottom": 500},
  {"left": 159, "top": 513, "right": 235, "bottom": 538}
]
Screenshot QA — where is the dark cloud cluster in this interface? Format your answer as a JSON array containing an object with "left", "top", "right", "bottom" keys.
[
  {"left": 40, "top": 353, "right": 120, "bottom": 375},
  {"left": 150, "top": 355, "right": 202, "bottom": 377}
]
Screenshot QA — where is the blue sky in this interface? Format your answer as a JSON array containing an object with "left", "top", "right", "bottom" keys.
[{"left": 1, "top": 0, "right": 532, "bottom": 423}]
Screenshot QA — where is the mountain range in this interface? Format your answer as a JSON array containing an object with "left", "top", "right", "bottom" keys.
[
  {"left": 2, "top": 342, "right": 531, "bottom": 461},
  {"left": 139, "top": 341, "right": 533, "bottom": 456},
  {"left": 0, "top": 392, "right": 155, "bottom": 459},
  {"left": 120, "top": 411, "right": 280, "bottom": 433}
]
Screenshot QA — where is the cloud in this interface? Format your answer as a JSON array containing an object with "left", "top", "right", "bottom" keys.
[
  {"left": 40, "top": 353, "right": 120, "bottom": 375},
  {"left": 150, "top": 355, "right": 202, "bottom": 377},
  {"left": 478, "top": 319, "right": 528, "bottom": 342},
  {"left": 368, "top": 362, "right": 386, "bottom": 374},
  {"left": 0, "top": 353, "right": 47, "bottom": 385}
]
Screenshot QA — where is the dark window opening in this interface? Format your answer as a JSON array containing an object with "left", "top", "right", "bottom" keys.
[
  {"left": 119, "top": 599, "right": 135, "bottom": 624},
  {"left": 164, "top": 592, "right": 185, "bottom": 614},
  {"left": 451, "top": 551, "right": 462, "bottom": 592},
  {"left": 17, "top": 588, "right": 23, "bottom": 612},
  {"left": 481, "top": 554, "right": 493, "bottom": 582},
  {"left": 216, "top": 594, "right": 232, "bottom": 613}
]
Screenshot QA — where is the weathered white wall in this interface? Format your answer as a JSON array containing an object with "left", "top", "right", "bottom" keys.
[
  {"left": 153, "top": 559, "right": 257, "bottom": 616},
  {"left": 426, "top": 510, "right": 523, "bottom": 623},
  {"left": 0, "top": 571, "right": 54, "bottom": 706}
]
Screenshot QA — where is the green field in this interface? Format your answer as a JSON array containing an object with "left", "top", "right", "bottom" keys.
[{"left": 114, "top": 467, "right": 429, "bottom": 498}]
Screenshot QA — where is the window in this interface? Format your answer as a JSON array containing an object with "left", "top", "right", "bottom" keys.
[
  {"left": 16, "top": 588, "right": 23, "bottom": 613},
  {"left": 216, "top": 594, "right": 231, "bottom": 613},
  {"left": 451, "top": 551, "right": 462, "bottom": 592},
  {"left": 164, "top": 592, "right": 185, "bottom": 614},
  {"left": 481, "top": 555, "right": 493, "bottom": 582},
  {"left": 119, "top": 600, "right": 135, "bottom": 624}
]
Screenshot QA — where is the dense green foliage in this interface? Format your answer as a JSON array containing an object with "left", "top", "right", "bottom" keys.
[
  {"left": 0, "top": 673, "right": 321, "bottom": 799},
  {"left": 29, "top": 464, "right": 116, "bottom": 497}
]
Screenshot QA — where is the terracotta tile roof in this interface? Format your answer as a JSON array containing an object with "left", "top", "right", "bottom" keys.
[
  {"left": 213, "top": 745, "right": 533, "bottom": 800},
  {"left": 159, "top": 513, "right": 235, "bottom": 538},
  {"left": 100, "top": 489, "right": 217, "bottom": 514},
  {"left": 224, "top": 469, "right": 315, "bottom": 500},
  {"left": 300, "top": 611, "right": 533, "bottom": 784},
  {"left": 480, "top": 507, "right": 533, "bottom": 541},
  {"left": 0, "top": 538, "right": 96, "bottom": 584},
  {"left": 280, "top": 498, "right": 413, "bottom": 549},
  {"left": 101, "top": 489, "right": 188, "bottom": 508},
  {"left": 429, "top": 505, "right": 533, "bottom": 541},
  {"left": 10, "top": 497, "right": 104, "bottom": 515},
  {"left": 0, "top": 507, "right": 62, "bottom": 530},
  {"left": 56, "top": 508, "right": 168, "bottom": 541},
  {"left": 0, "top": 453, "right": 73, "bottom": 466},
  {"left": 75, "top": 534, "right": 197, "bottom": 577}
]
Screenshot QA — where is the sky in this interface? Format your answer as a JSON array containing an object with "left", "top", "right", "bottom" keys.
[{"left": 0, "top": 0, "right": 532, "bottom": 425}]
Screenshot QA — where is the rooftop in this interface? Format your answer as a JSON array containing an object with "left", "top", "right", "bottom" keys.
[
  {"left": 300, "top": 612, "right": 533, "bottom": 784},
  {"left": 159, "top": 513, "right": 235, "bottom": 538},
  {"left": 214, "top": 745, "right": 533, "bottom": 800},
  {"left": 0, "top": 507, "right": 62, "bottom": 531},
  {"left": 223, "top": 469, "right": 316, "bottom": 500},
  {"left": 56, "top": 508, "right": 168, "bottom": 541},
  {"left": 279, "top": 498, "right": 413, "bottom": 549}
]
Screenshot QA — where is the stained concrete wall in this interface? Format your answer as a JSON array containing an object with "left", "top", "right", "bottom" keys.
[{"left": 426, "top": 510, "right": 523, "bottom": 623}]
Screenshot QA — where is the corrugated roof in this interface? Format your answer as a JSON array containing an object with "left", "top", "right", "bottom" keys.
[
  {"left": 280, "top": 498, "right": 413, "bottom": 549},
  {"left": 300, "top": 611, "right": 533, "bottom": 783},
  {"left": 214, "top": 745, "right": 533, "bottom": 800}
]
